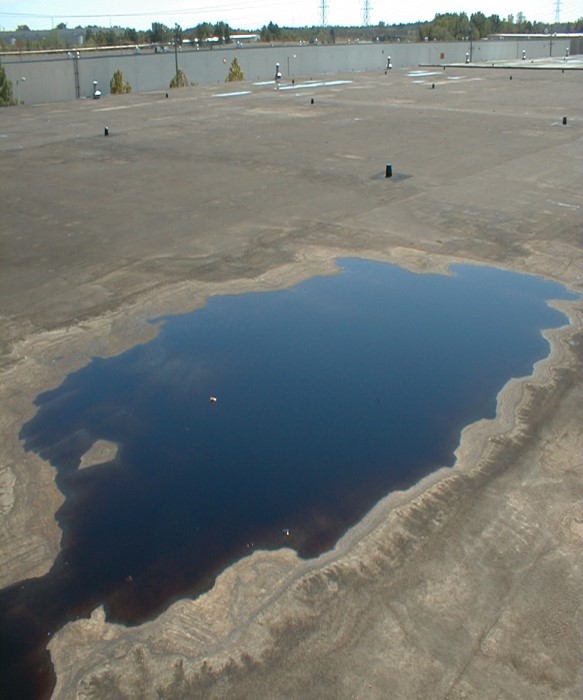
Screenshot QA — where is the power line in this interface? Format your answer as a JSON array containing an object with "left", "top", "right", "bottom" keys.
[{"left": 0, "top": 1, "right": 278, "bottom": 23}]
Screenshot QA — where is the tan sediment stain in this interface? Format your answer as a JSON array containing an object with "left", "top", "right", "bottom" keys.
[
  {"left": 0, "top": 465, "right": 16, "bottom": 518},
  {"left": 41, "top": 246, "right": 582, "bottom": 699},
  {"left": 2, "top": 241, "right": 582, "bottom": 694},
  {"left": 79, "top": 440, "right": 119, "bottom": 470}
]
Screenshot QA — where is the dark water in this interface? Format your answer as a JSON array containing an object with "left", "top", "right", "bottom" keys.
[{"left": 0, "top": 259, "right": 576, "bottom": 698}]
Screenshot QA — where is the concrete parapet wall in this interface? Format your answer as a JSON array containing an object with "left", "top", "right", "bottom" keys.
[{"left": 2, "top": 37, "right": 572, "bottom": 105}]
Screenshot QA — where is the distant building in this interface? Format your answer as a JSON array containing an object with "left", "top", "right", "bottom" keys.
[
  {"left": 185, "top": 34, "right": 260, "bottom": 46},
  {"left": 230, "top": 34, "right": 260, "bottom": 43},
  {"left": 0, "top": 28, "right": 86, "bottom": 48},
  {"left": 489, "top": 32, "right": 583, "bottom": 40}
]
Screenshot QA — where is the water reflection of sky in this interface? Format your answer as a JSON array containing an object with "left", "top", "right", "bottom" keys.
[{"left": 20, "top": 259, "right": 577, "bottom": 625}]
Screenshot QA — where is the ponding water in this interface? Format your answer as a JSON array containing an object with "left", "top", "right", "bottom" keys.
[{"left": 1, "top": 259, "right": 577, "bottom": 699}]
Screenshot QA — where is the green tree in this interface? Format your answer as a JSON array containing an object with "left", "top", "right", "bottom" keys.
[
  {"left": 124, "top": 27, "right": 138, "bottom": 43},
  {"left": 150, "top": 22, "right": 171, "bottom": 44},
  {"left": 195, "top": 22, "right": 214, "bottom": 43},
  {"left": 489, "top": 14, "right": 502, "bottom": 32},
  {"left": 421, "top": 12, "right": 470, "bottom": 41},
  {"left": 94, "top": 30, "right": 107, "bottom": 45},
  {"left": 0, "top": 60, "right": 15, "bottom": 106},
  {"left": 105, "top": 28, "right": 118, "bottom": 45},
  {"left": 260, "top": 21, "right": 282, "bottom": 41},
  {"left": 225, "top": 57, "right": 244, "bottom": 82},
  {"left": 213, "top": 21, "right": 231, "bottom": 44},
  {"left": 110, "top": 69, "right": 132, "bottom": 94},
  {"left": 170, "top": 69, "right": 189, "bottom": 88},
  {"left": 503, "top": 14, "right": 515, "bottom": 32},
  {"left": 47, "top": 28, "right": 64, "bottom": 48},
  {"left": 470, "top": 12, "right": 487, "bottom": 38}
]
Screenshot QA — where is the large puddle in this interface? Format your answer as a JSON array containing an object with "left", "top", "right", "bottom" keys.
[{"left": 1, "top": 259, "right": 577, "bottom": 698}]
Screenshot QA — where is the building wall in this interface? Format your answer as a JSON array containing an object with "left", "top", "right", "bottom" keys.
[
  {"left": 569, "top": 36, "right": 583, "bottom": 55},
  {"left": 2, "top": 38, "right": 572, "bottom": 105}
]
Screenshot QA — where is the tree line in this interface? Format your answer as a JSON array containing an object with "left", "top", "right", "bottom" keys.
[
  {"left": 417, "top": 11, "right": 582, "bottom": 41},
  {"left": 2, "top": 13, "right": 582, "bottom": 52}
]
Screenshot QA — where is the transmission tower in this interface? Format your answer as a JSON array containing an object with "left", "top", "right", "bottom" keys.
[
  {"left": 362, "top": 0, "right": 371, "bottom": 26},
  {"left": 554, "top": 0, "right": 561, "bottom": 23},
  {"left": 320, "top": 0, "right": 328, "bottom": 26}
]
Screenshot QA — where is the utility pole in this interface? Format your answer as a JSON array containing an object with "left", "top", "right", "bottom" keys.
[
  {"left": 73, "top": 51, "right": 80, "bottom": 99},
  {"left": 174, "top": 23, "right": 180, "bottom": 81},
  {"left": 320, "top": 0, "right": 328, "bottom": 27},
  {"left": 550, "top": 28, "right": 553, "bottom": 57},
  {"left": 362, "top": 0, "right": 371, "bottom": 27},
  {"left": 16, "top": 77, "right": 25, "bottom": 105},
  {"left": 551, "top": 0, "right": 560, "bottom": 57}
]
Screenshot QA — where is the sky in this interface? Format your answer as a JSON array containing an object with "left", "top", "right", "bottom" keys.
[{"left": 0, "top": 0, "right": 580, "bottom": 32}]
